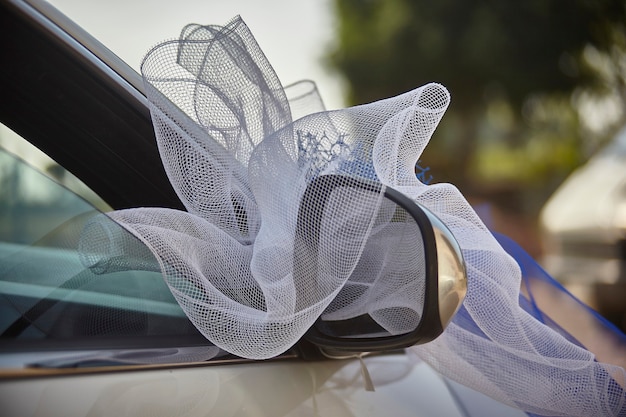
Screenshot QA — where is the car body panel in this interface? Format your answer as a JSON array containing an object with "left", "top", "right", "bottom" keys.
[{"left": 0, "top": 354, "right": 527, "bottom": 417}]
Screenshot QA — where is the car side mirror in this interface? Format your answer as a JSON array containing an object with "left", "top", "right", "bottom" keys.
[{"left": 296, "top": 174, "right": 467, "bottom": 353}]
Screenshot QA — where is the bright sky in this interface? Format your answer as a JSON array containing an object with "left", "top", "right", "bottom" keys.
[{"left": 47, "top": 0, "right": 346, "bottom": 110}]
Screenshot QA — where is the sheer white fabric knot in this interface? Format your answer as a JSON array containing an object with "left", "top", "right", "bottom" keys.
[{"left": 80, "top": 16, "right": 625, "bottom": 417}]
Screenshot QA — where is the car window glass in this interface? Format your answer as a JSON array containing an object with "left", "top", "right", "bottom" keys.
[
  {"left": 0, "top": 133, "right": 210, "bottom": 356},
  {"left": 0, "top": 123, "right": 112, "bottom": 213}
]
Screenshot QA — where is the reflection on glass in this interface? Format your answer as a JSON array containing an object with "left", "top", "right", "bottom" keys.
[{"left": 0, "top": 148, "right": 204, "bottom": 349}]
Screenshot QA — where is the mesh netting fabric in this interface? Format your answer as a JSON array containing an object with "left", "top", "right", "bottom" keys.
[{"left": 84, "top": 16, "right": 625, "bottom": 416}]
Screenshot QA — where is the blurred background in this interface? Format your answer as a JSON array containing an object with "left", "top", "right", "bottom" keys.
[
  {"left": 325, "top": 0, "right": 626, "bottom": 331},
  {"left": 17, "top": 0, "right": 626, "bottom": 330}
]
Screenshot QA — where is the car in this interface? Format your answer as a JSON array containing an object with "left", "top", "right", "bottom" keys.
[
  {"left": 2, "top": 1, "right": 624, "bottom": 416},
  {"left": 540, "top": 126, "right": 626, "bottom": 330},
  {"left": 0, "top": 1, "right": 532, "bottom": 416}
]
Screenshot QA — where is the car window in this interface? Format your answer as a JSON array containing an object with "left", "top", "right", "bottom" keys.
[
  {"left": 0, "top": 124, "right": 111, "bottom": 214},
  {"left": 0, "top": 127, "right": 213, "bottom": 360}
]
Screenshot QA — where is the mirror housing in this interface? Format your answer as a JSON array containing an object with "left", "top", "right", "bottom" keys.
[{"left": 297, "top": 175, "right": 467, "bottom": 353}]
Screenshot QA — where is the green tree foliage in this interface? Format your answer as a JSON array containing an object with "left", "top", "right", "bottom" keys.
[{"left": 328, "top": 0, "right": 626, "bottom": 214}]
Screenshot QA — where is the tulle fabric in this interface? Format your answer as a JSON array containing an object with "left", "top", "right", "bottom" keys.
[{"left": 83, "top": 16, "right": 625, "bottom": 416}]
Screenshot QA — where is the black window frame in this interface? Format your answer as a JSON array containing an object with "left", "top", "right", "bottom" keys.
[{"left": 0, "top": 0, "right": 184, "bottom": 211}]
